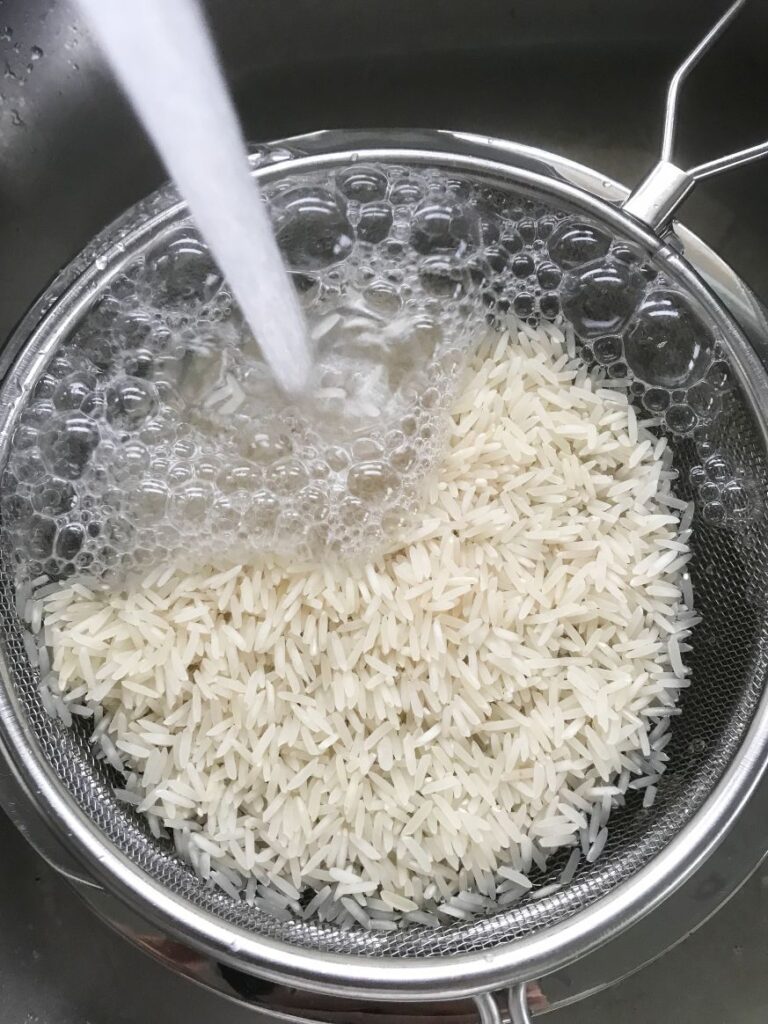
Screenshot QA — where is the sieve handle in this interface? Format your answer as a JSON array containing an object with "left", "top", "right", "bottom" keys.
[
  {"left": 622, "top": 0, "right": 768, "bottom": 232},
  {"left": 474, "top": 984, "right": 531, "bottom": 1024}
]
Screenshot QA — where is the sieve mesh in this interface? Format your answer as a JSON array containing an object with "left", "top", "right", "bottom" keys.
[{"left": 1, "top": 166, "right": 768, "bottom": 962}]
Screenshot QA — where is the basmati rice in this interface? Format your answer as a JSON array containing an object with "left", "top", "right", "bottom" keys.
[{"left": 32, "top": 321, "right": 696, "bottom": 926}]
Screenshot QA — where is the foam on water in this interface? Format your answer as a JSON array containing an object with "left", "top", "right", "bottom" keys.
[
  {"left": 2, "top": 162, "right": 744, "bottom": 583},
  {"left": 76, "top": 0, "right": 310, "bottom": 393}
]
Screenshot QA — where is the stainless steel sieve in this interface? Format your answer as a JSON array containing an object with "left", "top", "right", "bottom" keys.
[{"left": 2, "top": 3, "right": 768, "bottom": 1022}]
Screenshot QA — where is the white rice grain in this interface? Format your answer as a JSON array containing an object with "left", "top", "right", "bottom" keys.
[{"left": 33, "top": 321, "right": 695, "bottom": 926}]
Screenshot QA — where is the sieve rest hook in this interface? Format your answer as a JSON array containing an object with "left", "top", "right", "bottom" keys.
[
  {"left": 473, "top": 984, "right": 531, "bottom": 1024},
  {"left": 622, "top": 0, "right": 768, "bottom": 232}
]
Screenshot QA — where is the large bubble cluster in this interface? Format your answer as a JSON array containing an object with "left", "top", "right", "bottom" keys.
[{"left": 1, "top": 162, "right": 746, "bottom": 582}]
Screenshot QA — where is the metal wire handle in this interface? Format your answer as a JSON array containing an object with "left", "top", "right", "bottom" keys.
[{"left": 624, "top": 0, "right": 768, "bottom": 230}]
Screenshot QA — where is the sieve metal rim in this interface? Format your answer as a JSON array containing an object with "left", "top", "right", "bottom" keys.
[{"left": 2, "top": 131, "right": 768, "bottom": 1001}]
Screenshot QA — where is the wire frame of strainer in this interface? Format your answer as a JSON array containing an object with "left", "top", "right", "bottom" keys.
[{"left": 1, "top": 4, "right": 768, "bottom": 1024}]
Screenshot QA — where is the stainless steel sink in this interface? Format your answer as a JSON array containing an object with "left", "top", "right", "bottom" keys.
[{"left": 1, "top": 0, "right": 768, "bottom": 1020}]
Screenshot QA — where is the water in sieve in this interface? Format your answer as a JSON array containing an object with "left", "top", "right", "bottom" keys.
[{"left": 1, "top": 164, "right": 748, "bottom": 585}]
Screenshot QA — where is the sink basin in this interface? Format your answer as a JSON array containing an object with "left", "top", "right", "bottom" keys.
[{"left": 1, "top": 1, "right": 768, "bottom": 1021}]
